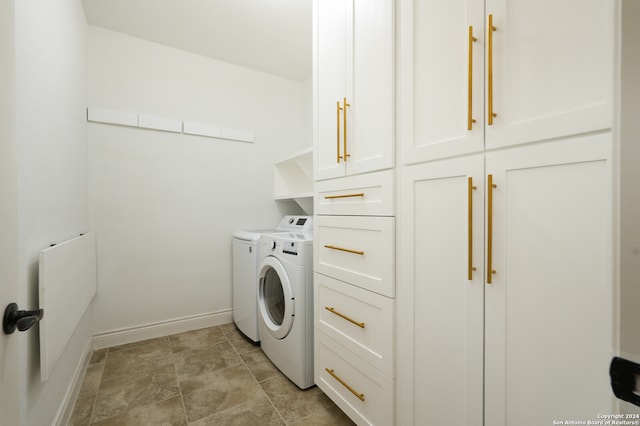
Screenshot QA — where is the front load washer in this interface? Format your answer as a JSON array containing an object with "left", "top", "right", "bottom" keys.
[
  {"left": 232, "top": 216, "right": 312, "bottom": 342},
  {"left": 257, "top": 229, "right": 314, "bottom": 389}
]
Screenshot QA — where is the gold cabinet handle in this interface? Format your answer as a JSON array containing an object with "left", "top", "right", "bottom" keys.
[
  {"left": 336, "top": 101, "right": 343, "bottom": 163},
  {"left": 468, "top": 177, "right": 477, "bottom": 280},
  {"left": 325, "top": 307, "right": 365, "bottom": 328},
  {"left": 324, "top": 245, "right": 364, "bottom": 255},
  {"left": 325, "top": 368, "right": 365, "bottom": 401},
  {"left": 487, "top": 174, "right": 497, "bottom": 283},
  {"left": 487, "top": 15, "right": 497, "bottom": 125},
  {"left": 468, "top": 26, "right": 477, "bottom": 131},
  {"left": 343, "top": 97, "right": 350, "bottom": 161},
  {"left": 324, "top": 193, "right": 365, "bottom": 200}
]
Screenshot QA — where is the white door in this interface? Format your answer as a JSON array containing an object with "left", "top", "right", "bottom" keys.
[
  {"left": 486, "top": 0, "right": 614, "bottom": 149},
  {"left": 258, "top": 257, "right": 295, "bottom": 340},
  {"left": 485, "top": 135, "right": 614, "bottom": 426},
  {"left": 400, "top": 155, "right": 484, "bottom": 425},
  {"left": 0, "top": 0, "right": 21, "bottom": 423},
  {"left": 400, "top": 0, "right": 484, "bottom": 165}
]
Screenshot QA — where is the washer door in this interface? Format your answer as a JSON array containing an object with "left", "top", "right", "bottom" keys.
[{"left": 258, "top": 256, "right": 295, "bottom": 339}]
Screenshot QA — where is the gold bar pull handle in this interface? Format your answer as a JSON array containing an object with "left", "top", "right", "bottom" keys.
[
  {"left": 325, "top": 307, "right": 365, "bottom": 328},
  {"left": 488, "top": 15, "right": 497, "bottom": 125},
  {"left": 468, "top": 177, "right": 477, "bottom": 280},
  {"left": 324, "top": 193, "right": 365, "bottom": 200},
  {"left": 343, "top": 97, "right": 350, "bottom": 161},
  {"left": 336, "top": 101, "right": 343, "bottom": 163},
  {"left": 487, "top": 174, "right": 497, "bottom": 283},
  {"left": 468, "top": 26, "right": 477, "bottom": 131},
  {"left": 324, "top": 245, "right": 364, "bottom": 256},
  {"left": 325, "top": 368, "right": 365, "bottom": 401}
]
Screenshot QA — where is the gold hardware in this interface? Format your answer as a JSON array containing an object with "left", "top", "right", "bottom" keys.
[
  {"left": 468, "top": 177, "right": 477, "bottom": 280},
  {"left": 336, "top": 101, "right": 343, "bottom": 163},
  {"left": 487, "top": 174, "right": 497, "bottom": 283},
  {"left": 468, "top": 26, "right": 477, "bottom": 131},
  {"left": 325, "top": 307, "right": 366, "bottom": 328},
  {"left": 488, "top": 15, "right": 497, "bottom": 125},
  {"left": 324, "top": 245, "right": 365, "bottom": 256},
  {"left": 343, "top": 97, "right": 350, "bottom": 161},
  {"left": 325, "top": 368, "right": 365, "bottom": 401},
  {"left": 324, "top": 193, "right": 365, "bottom": 200}
]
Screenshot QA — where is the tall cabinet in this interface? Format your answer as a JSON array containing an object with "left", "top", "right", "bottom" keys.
[
  {"left": 397, "top": 1, "right": 616, "bottom": 425},
  {"left": 313, "top": 0, "right": 395, "bottom": 424}
]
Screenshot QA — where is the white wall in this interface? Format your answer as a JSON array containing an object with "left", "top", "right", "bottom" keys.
[
  {"left": 13, "top": 0, "right": 91, "bottom": 424},
  {"left": 88, "top": 26, "right": 311, "bottom": 335}
]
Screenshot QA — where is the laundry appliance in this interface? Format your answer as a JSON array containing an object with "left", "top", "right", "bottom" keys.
[
  {"left": 232, "top": 216, "right": 312, "bottom": 342},
  {"left": 257, "top": 221, "right": 314, "bottom": 389}
]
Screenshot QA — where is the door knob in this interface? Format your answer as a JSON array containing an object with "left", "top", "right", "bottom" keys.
[{"left": 3, "top": 303, "right": 44, "bottom": 334}]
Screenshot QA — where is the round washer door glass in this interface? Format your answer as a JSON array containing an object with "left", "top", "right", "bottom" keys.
[{"left": 258, "top": 256, "right": 294, "bottom": 339}]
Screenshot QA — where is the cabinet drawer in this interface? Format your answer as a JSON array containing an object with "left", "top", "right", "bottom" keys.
[
  {"left": 314, "top": 216, "right": 395, "bottom": 297},
  {"left": 316, "top": 332, "right": 394, "bottom": 426},
  {"left": 315, "top": 273, "right": 394, "bottom": 377},
  {"left": 315, "top": 170, "right": 394, "bottom": 216}
]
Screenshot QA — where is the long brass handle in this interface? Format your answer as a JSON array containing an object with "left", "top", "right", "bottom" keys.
[
  {"left": 343, "top": 97, "right": 350, "bottom": 161},
  {"left": 325, "top": 368, "right": 365, "bottom": 401},
  {"left": 468, "top": 177, "right": 477, "bottom": 280},
  {"left": 325, "top": 307, "right": 366, "bottom": 328},
  {"left": 324, "top": 193, "right": 365, "bottom": 200},
  {"left": 487, "top": 174, "right": 496, "bottom": 283},
  {"left": 468, "top": 26, "right": 477, "bottom": 131},
  {"left": 488, "top": 15, "right": 497, "bottom": 125},
  {"left": 324, "top": 245, "right": 364, "bottom": 256},
  {"left": 336, "top": 101, "right": 343, "bottom": 163}
]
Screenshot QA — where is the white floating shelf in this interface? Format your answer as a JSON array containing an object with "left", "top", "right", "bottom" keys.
[
  {"left": 87, "top": 107, "right": 254, "bottom": 144},
  {"left": 274, "top": 148, "right": 313, "bottom": 206}
]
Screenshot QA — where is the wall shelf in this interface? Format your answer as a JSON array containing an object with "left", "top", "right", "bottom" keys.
[{"left": 274, "top": 148, "right": 313, "bottom": 213}]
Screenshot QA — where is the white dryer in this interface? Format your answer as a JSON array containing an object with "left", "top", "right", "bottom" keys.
[
  {"left": 258, "top": 225, "right": 314, "bottom": 389},
  {"left": 232, "top": 216, "right": 312, "bottom": 342}
]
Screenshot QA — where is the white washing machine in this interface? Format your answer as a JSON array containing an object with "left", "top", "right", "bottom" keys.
[
  {"left": 258, "top": 225, "right": 314, "bottom": 389},
  {"left": 232, "top": 216, "right": 312, "bottom": 342}
]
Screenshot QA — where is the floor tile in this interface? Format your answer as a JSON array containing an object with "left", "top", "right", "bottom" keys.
[
  {"left": 260, "top": 376, "right": 333, "bottom": 424},
  {"left": 102, "top": 345, "right": 173, "bottom": 381},
  {"left": 77, "top": 362, "right": 104, "bottom": 400},
  {"left": 91, "top": 364, "right": 179, "bottom": 423},
  {"left": 169, "top": 327, "right": 226, "bottom": 353},
  {"left": 289, "top": 405, "right": 356, "bottom": 426},
  {"left": 68, "top": 395, "right": 95, "bottom": 426},
  {"left": 90, "top": 396, "right": 186, "bottom": 426},
  {"left": 240, "top": 347, "right": 281, "bottom": 383},
  {"left": 108, "top": 336, "right": 169, "bottom": 353},
  {"left": 189, "top": 394, "right": 285, "bottom": 426},
  {"left": 221, "top": 324, "right": 260, "bottom": 354},
  {"left": 181, "top": 364, "right": 264, "bottom": 423},
  {"left": 173, "top": 341, "right": 241, "bottom": 381},
  {"left": 90, "top": 349, "right": 107, "bottom": 364}
]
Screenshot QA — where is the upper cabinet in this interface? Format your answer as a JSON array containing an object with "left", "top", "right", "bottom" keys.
[
  {"left": 399, "top": 0, "right": 614, "bottom": 165},
  {"left": 314, "top": 0, "right": 394, "bottom": 181}
]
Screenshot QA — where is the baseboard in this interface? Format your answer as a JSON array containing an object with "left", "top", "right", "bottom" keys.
[
  {"left": 92, "top": 309, "right": 233, "bottom": 350},
  {"left": 54, "top": 335, "right": 94, "bottom": 426}
]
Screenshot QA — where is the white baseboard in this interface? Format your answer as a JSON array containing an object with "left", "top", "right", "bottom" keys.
[
  {"left": 54, "top": 335, "right": 94, "bottom": 426},
  {"left": 92, "top": 309, "right": 233, "bottom": 350}
]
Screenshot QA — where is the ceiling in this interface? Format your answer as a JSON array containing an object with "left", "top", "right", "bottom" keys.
[{"left": 81, "top": 0, "right": 312, "bottom": 81}]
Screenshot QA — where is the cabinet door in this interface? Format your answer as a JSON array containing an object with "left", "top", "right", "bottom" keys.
[
  {"left": 485, "top": 135, "right": 614, "bottom": 426},
  {"left": 314, "top": 0, "right": 347, "bottom": 180},
  {"left": 397, "top": 155, "right": 484, "bottom": 425},
  {"left": 485, "top": 0, "right": 614, "bottom": 149},
  {"left": 345, "top": 0, "right": 395, "bottom": 176},
  {"left": 399, "top": 0, "right": 484, "bottom": 165}
]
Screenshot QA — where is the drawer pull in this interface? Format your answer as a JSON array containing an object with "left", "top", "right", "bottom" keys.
[
  {"left": 324, "top": 193, "right": 365, "bottom": 200},
  {"left": 325, "top": 368, "right": 365, "bottom": 401},
  {"left": 325, "top": 306, "right": 365, "bottom": 328},
  {"left": 324, "top": 245, "right": 364, "bottom": 256}
]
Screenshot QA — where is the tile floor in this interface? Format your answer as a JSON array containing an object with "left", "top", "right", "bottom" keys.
[{"left": 68, "top": 323, "right": 355, "bottom": 425}]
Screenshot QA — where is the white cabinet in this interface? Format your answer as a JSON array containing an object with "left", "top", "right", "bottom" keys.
[
  {"left": 314, "top": 0, "right": 394, "bottom": 180},
  {"left": 399, "top": 0, "right": 614, "bottom": 165},
  {"left": 398, "top": 135, "right": 615, "bottom": 425}
]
